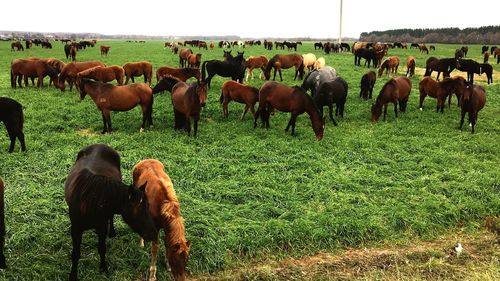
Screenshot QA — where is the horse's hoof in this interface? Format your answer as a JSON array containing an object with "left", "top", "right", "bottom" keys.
[
  {"left": 419, "top": 108, "right": 423, "bottom": 111},
  {"left": 99, "top": 262, "right": 108, "bottom": 273},
  {"left": 469, "top": 123, "right": 472, "bottom": 127},
  {"left": 140, "top": 128, "right": 144, "bottom": 133}
]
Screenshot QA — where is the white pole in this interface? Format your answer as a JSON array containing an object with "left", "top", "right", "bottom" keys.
[{"left": 338, "top": 0, "right": 343, "bottom": 44}]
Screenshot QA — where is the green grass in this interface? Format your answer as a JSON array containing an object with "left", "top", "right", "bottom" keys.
[{"left": 0, "top": 40, "right": 499, "bottom": 280}]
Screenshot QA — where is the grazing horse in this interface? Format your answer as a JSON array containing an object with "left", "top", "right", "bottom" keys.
[
  {"left": 461, "top": 46, "right": 468, "bottom": 57},
  {"left": 418, "top": 77, "right": 466, "bottom": 113},
  {"left": 300, "top": 66, "right": 337, "bottom": 97},
  {"left": 264, "top": 54, "right": 304, "bottom": 81},
  {"left": 481, "top": 46, "right": 489, "bottom": 54},
  {"left": 10, "top": 42, "right": 24, "bottom": 51},
  {"left": 360, "top": 71, "right": 376, "bottom": 100},
  {"left": 57, "top": 61, "right": 106, "bottom": 91},
  {"left": 371, "top": 77, "right": 412, "bottom": 123},
  {"left": 406, "top": 56, "right": 416, "bottom": 77},
  {"left": 187, "top": 53, "right": 202, "bottom": 68},
  {"left": 78, "top": 79, "right": 154, "bottom": 133},
  {"left": 179, "top": 48, "right": 193, "bottom": 68},
  {"left": 354, "top": 48, "right": 377, "bottom": 67},
  {"left": 132, "top": 159, "right": 191, "bottom": 281},
  {"left": 10, "top": 58, "right": 59, "bottom": 88},
  {"left": 457, "top": 59, "right": 493, "bottom": 84},
  {"left": 0, "top": 177, "right": 5, "bottom": 268},
  {"left": 100, "top": 45, "right": 111, "bottom": 56},
  {"left": 378, "top": 56, "right": 400, "bottom": 77},
  {"left": 156, "top": 66, "right": 201, "bottom": 82},
  {"left": 201, "top": 53, "right": 246, "bottom": 88},
  {"left": 171, "top": 81, "right": 208, "bottom": 136},
  {"left": 314, "top": 42, "right": 324, "bottom": 49},
  {"left": 483, "top": 52, "right": 489, "bottom": 64},
  {"left": 424, "top": 57, "right": 459, "bottom": 80},
  {"left": 418, "top": 44, "right": 429, "bottom": 54},
  {"left": 76, "top": 65, "right": 125, "bottom": 85},
  {"left": 314, "top": 77, "right": 348, "bottom": 125},
  {"left": 459, "top": 83, "right": 486, "bottom": 133},
  {"left": 220, "top": 80, "right": 259, "bottom": 119},
  {"left": 198, "top": 41, "right": 208, "bottom": 50},
  {"left": 244, "top": 55, "right": 268, "bottom": 81},
  {"left": 152, "top": 75, "right": 182, "bottom": 95},
  {"left": 0, "top": 97, "right": 25, "bottom": 153},
  {"left": 430, "top": 45, "right": 436, "bottom": 51},
  {"left": 65, "top": 144, "right": 157, "bottom": 281},
  {"left": 302, "top": 53, "right": 317, "bottom": 72},
  {"left": 314, "top": 57, "right": 326, "bottom": 70},
  {"left": 254, "top": 81, "right": 325, "bottom": 140},
  {"left": 70, "top": 45, "right": 77, "bottom": 61},
  {"left": 123, "top": 61, "right": 153, "bottom": 85}
]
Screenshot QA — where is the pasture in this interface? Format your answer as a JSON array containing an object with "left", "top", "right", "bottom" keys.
[{"left": 0, "top": 40, "right": 499, "bottom": 280}]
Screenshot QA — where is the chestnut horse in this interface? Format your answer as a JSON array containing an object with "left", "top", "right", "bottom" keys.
[
  {"left": 0, "top": 97, "right": 25, "bottom": 153},
  {"left": 70, "top": 45, "right": 77, "bottom": 62},
  {"left": 378, "top": 56, "right": 400, "bottom": 77},
  {"left": 123, "top": 61, "right": 153, "bottom": 85},
  {"left": 360, "top": 71, "right": 376, "bottom": 100},
  {"left": 10, "top": 58, "right": 59, "bottom": 88},
  {"left": 171, "top": 81, "right": 208, "bottom": 136},
  {"left": 65, "top": 144, "right": 156, "bottom": 281},
  {"left": 418, "top": 76, "right": 466, "bottom": 113},
  {"left": 264, "top": 54, "right": 305, "bottom": 81},
  {"left": 220, "top": 80, "right": 259, "bottom": 119},
  {"left": 371, "top": 77, "right": 412, "bottom": 123},
  {"left": 78, "top": 78, "right": 154, "bottom": 133},
  {"left": 11, "top": 41, "right": 24, "bottom": 51},
  {"left": 187, "top": 53, "right": 202, "bottom": 68},
  {"left": 406, "top": 56, "right": 416, "bottom": 77},
  {"left": 100, "top": 45, "right": 111, "bottom": 56},
  {"left": 152, "top": 75, "right": 182, "bottom": 95},
  {"left": 254, "top": 81, "right": 324, "bottom": 140},
  {"left": 0, "top": 177, "right": 5, "bottom": 268},
  {"left": 179, "top": 48, "right": 193, "bottom": 68},
  {"left": 244, "top": 55, "right": 268, "bottom": 81},
  {"left": 76, "top": 65, "right": 125, "bottom": 85},
  {"left": 132, "top": 159, "right": 191, "bottom": 281},
  {"left": 459, "top": 83, "right": 486, "bottom": 133},
  {"left": 156, "top": 66, "right": 201, "bottom": 82},
  {"left": 58, "top": 61, "right": 105, "bottom": 91}
]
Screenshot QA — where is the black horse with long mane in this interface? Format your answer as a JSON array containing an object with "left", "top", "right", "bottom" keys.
[
  {"left": 424, "top": 57, "right": 459, "bottom": 80},
  {"left": 457, "top": 59, "right": 493, "bottom": 84},
  {"left": 201, "top": 52, "right": 245, "bottom": 88}
]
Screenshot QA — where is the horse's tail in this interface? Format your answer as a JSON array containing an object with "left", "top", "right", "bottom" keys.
[{"left": 201, "top": 61, "right": 208, "bottom": 82}]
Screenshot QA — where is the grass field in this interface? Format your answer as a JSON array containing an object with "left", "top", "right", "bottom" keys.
[{"left": 0, "top": 40, "right": 499, "bottom": 280}]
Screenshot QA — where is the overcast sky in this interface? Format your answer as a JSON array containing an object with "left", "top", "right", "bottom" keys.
[{"left": 1, "top": 0, "right": 498, "bottom": 38}]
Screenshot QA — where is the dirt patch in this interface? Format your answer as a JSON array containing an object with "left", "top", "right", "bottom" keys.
[
  {"left": 76, "top": 128, "right": 98, "bottom": 137},
  {"left": 414, "top": 67, "right": 499, "bottom": 84}
]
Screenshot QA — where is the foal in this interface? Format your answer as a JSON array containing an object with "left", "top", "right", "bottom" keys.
[
  {"left": 460, "top": 82, "right": 486, "bottom": 133},
  {"left": 220, "top": 80, "right": 259, "bottom": 119}
]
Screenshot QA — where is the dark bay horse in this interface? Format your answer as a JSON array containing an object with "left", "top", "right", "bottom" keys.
[
  {"left": 65, "top": 144, "right": 157, "bottom": 281},
  {"left": 457, "top": 59, "right": 493, "bottom": 84},
  {"left": 424, "top": 57, "right": 459, "bottom": 80},
  {"left": 171, "top": 81, "right": 208, "bottom": 136},
  {"left": 254, "top": 81, "right": 324, "bottom": 140},
  {"left": 220, "top": 80, "right": 259, "bottom": 119},
  {"left": 360, "top": 71, "right": 376, "bottom": 100},
  {"left": 0, "top": 177, "right": 5, "bottom": 269},
  {"left": 132, "top": 159, "right": 191, "bottom": 281},
  {"left": 300, "top": 66, "right": 337, "bottom": 97},
  {"left": 152, "top": 75, "right": 182, "bottom": 95},
  {"left": 314, "top": 77, "right": 348, "bottom": 125},
  {"left": 179, "top": 48, "right": 193, "bottom": 67},
  {"left": 156, "top": 66, "right": 201, "bottom": 82},
  {"left": 201, "top": 53, "right": 245, "bottom": 88},
  {"left": 0, "top": 97, "right": 26, "bottom": 153},
  {"left": 123, "top": 61, "right": 153, "bottom": 85},
  {"left": 418, "top": 77, "right": 466, "bottom": 113},
  {"left": 78, "top": 79, "right": 154, "bottom": 133},
  {"left": 460, "top": 83, "right": 486, "bottom": 133},
  {"left": 354, "top": 48, "right": 377, "bottom": 68},
  {"left": 264, "top": 54, "right": 304, "bottom": 81},
  {"left": 371, "top": 77, "right": 412, "bottom": 122}
]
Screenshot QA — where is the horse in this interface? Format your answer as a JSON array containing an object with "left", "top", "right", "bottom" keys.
[
  {"left": 430, "top": 45, "right": 436, "bottom": 51},
  {"left": 406, "top": 56, "right": 416, "bottom": 78},
  {"left": 354, "top": 48, "right": 377, "bottom": 67},
  {"left": 244, "top": 55, "right": 268, "bottom": 81},
  {"left": 360, "top": 71, "right": 376, "bottom": 100},
  {"left": 201, "top": 53, "right": 246, "bottom": 88},
  {"left": 78, "top": 78, "right": 154, "bottom": 133},
  {"left": 418, "top": 76, "right": 466, "bottom": 113},
  {"left": 424, "top": 57, "right": 459, "bottom": 80},
  {"left": 57, "top": 61, "right": 106, "bottom": 91},
  {"left": 10, "top": 58, "right": 59, "bottom": 88},
  {"left": 100, "top": 45, "right": 111, "bottom": 56},
  {"left": 76, "top": 65, "right": 125, "bottom": 85},
  {"left": 198, "top": 41, "right": 208, "bottom": 50},
  {"left": 123, "top": 61, "right": 153, "bottom": 85},
  {"left": 187, "top": 53, "right": 202, "bottom": 68},
  {"left": 314, "top": 42, "right": 324, "bottom": 50},
  {"left": 132, "top": 159, "right": 191, "bottom": 281},
  {"left": 457, "top": 59, "right": 493, "bottom": 84},
  {"left": 64, "top": 144, "right": 157, "bottom": 281},
  {"left": 484, "top": 52, "right": 490, "bottom": 64},
  {"left": 70, "top": 45, "right": 77, "bottom": 61},
  {"left": 371, "top": 77, "right": 412, "bottom": 123},
  {"left": 341, "top": 43, "right": 351, "bottom": 52},
  {"left": 461, "top": 46, "right": 468, "bottom": 57},
  {"left": 378, "top": 56, "right": 400, "bottom": 77},
  {"left": 491, "top": 46, "right": 497, "bottom": 55},
  {"left": 459, "top": 83, "right": 486, "bottom": 133},
  {"left": 0, "top": 177, "right": 5, "bottom": 268},
  {"left": 418, "top": 44, "right": 429, "bottom": 54},
  {"left": 0, "top": 97, "right": 25, "bottom": 153},
  {"left": 10, "top": 41, "right": 24, "bottom": 51},
  {"left": 314, "top": 57, "right": 326, "bottom": 70},
  {"left": 455, "top": 49, "right": 464, "bottom": 59},
  {"left": 171, "top": 81, "right": 208, "bottom": 136},
  {"left": 495, "top": 48, "right": 500, "bottom": 64},
  {"left": 482, "top": 46, "right": 489, "bottom": 54},
  {"left": 300, "top": 66, "right": 337, "bottom": 97},
  {"left": 152, "top": 75, "right": 182, "bottom": 95},
  {"left": 314, "top": 77, "right": 348, "bottom": 125},
  {"left": 254, "top": 81, "right": 324, "bottom": 140},
  {"left": 179, "top": 48, "right": 193, "bottom": 68},
  {"left": 220, "top": 80, "right": 259, "bottom": 119},
  {"left": 302, "top": 53, "right": 317, "bottom": 72},
  {"left": 156, "top": 66, "right": 201, "bottom": 82},
  {"left": 263, "top": 54, "right": 304, "bottom": 81}
]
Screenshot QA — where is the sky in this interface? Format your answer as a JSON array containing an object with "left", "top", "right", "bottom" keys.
[{"left": 0, "top": 0, "right": 498, "bottom": 38}]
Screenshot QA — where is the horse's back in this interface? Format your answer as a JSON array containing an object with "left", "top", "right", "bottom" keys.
[
  {"left": 172, "top": 82, "right": 189, "bottom": 112},
  {"left": 395, "top": 77, "right": 412, "bottom": 98}
]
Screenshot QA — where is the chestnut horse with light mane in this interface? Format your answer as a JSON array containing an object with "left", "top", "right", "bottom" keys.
[
  {"left": 133, "top": 159, "right": 191, "bottom": 281},
  {"left": 244, "top": 55, "right": 268, "bottom": 81},
  {"left": 179, "top": 48, "right": 193, "bottom": 68}
]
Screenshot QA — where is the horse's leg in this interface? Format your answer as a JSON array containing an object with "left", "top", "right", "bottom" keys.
[
  {"left": 436, "top": 72, "right": 441, "bottom": 81},
  {"left": 97, "top": 224, "right": 109, "bottom": 273},
  {"left": 185, "top": 115, "right": 191, "bottom": 136},
  {"left": 394, "top": 102, "right": 398, "bottom": 118},
  {"left": 5, "top": 121, "right": 17, "bottom": 153},
  {"left": 471, "top": 111, "right": 477, "bottom": 133},
  {"left": 383, "top": 104, "right": 388, "bottom": 121},
  {"left": 459, "top": 109, "right": 466, "bottom": 130},
  {"left": 193, "top": 114, "right": 199, "bottom": 137},
  {"left": 289, "top": 113, "right": 298, "bottom": 136},
  {"left": 100, "top": 112, "right": 107, "bottom": 134},
  {"left": 69, "top": 224, "right": 83, "bottom": 281},
  {"left": 148, "top": 237, "right": 160, "bottom": 281},
  {"left": 419, "top": 91, "right": 426, "bottom": 111},
  {"left": 250, "top": 104, "right": 257, "bottom": 119},
  {"left": 279, "top": 69, "right": 283, "bottom": 82},
  {"left": 272, "top": 68, "right": 277, "bottom": 81},
  {"left": 108, "top": 216, "right": 116, "bottom": 238},
  {"left": 241, "top": 105, "right": 249, "bottom": 120},
  {"left": 328, "top": 105, "right": 338, "bottom": 126}
]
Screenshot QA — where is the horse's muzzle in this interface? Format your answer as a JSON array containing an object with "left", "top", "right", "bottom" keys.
[{"left": 200, "top": 102, "right": 206, "bottom": 107}]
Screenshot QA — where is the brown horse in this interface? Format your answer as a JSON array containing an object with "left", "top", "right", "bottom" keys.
[
  {"left": 245, "top": 55, "right": 268, "bottom": 81},
  {"left": 78, "top": 78, "right": 153, "bottom": 133},
  {"left": 76, "top": 65, "right": 125, "bottom": 85},
  {"left": 0, "top": 177, "right": 5, "bottom": 268},
  {"left": 254, "top": 81, "right": 324, "bottom": 140},
  {"left": 57, "top": 61, "right": 105, "bottom": 91},
  {"left": 179, "top": 48, "right": 193, "bottom": 68},
  {"left": 371, "top": 77, "right": 412, "bottom": 122},
  {"left": 70, "top": 45, "right": 77, "bottom": 62},
  {"left": 100, "top": 45, "right": 111, "bottom": 56},
  {"left": 419, "top": 44, "right": 429, "bottom": 54},
  {"left": 156, "top": 66, "right": 201, "bottom": 82},
  {"left": 378, "top": 56, "right": 400, "bottom": 77},
  {"left": 220, "top": 80, "right": 259, "bottom": 119},
  {"left": 264, "top": 54, "right": 304, "bottom": 81},
  {"left": 187, "top": 53, "right": 202, "bottom": 68},
  {"left": 418, "top": 76, "right": 466, "bottom": 113},
  {"left": 406, "top": 56, "right": 416, "bottom": 77},
  {"left": 123, "top": 61, "right": 153, "bottom": 85},
  {"left": 483, "top": 52, "right": 489, "bottom": 64},
  {"left": 132, "top": 159, "right": 191, "bottom": 281},
  {"left": 447, "top": 76, "right": 467, "bottom": 107},
  {"left": 10, "top": 41, "right": 24, "bottom": 51},
  {"left": 460, "top": 83, "right": 486, "bottom": 133},
  {"left": 10, "top": 58, "right": 59, "bottom": 88},
  {"left": 360, "top": 71, "right": 376, "bottom": 100},
  {"left": 171, "top": 81, "right": 208, "bottom": 136}
]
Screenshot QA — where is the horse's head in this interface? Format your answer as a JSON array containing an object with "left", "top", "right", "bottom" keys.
[
  {"left": 223, "top": 50, "right": 232, "bottom": 61},
  {"left": 461, "top": 81, "right": 473, "bottom": 104},
  {"left": 371, "top": 102, "right": 382, "bottom": 123},
  {"left": 78, "top": 78, "right": 87, "bottom": 100},
  {"left": 167, "top": 240, "right": 192, "bottom": 281},
  {"left": 122, "top": 183, "right": 157, "bottom": 242},
  {"left": 196, "top": 82, "right": 208, "bottom": 107}
]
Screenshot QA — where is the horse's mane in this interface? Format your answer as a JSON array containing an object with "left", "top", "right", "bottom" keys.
[
  {"left": 265, "top": 55, "right": 279, "bottom": 72},
  {"left": 81, "top": 78, "right": 114, "bottom": 90},
  {"left": 160, "top": 199, "right": 187, "bottom": 246},
  {"left": 377, "top": 79, "right": 397, "bottom": 104}
]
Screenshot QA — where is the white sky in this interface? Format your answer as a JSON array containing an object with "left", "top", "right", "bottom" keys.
[{"left": 0, "top": 0, "right": 498, "bottom": 38}]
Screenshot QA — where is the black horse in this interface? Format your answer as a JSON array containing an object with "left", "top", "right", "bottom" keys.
[
  {"left": 64, "top": 144, "right": 157, "bottom": 281},
  {"left": 360, "top": 71, "right": 377, "bottom": 100},
  {"left": 424, "top": 57, "right": 459, "bottom": 80},
  {"left": 314, "top": 42, "right": 323, "bottom": 50},
  {"left": 314, "top": 77, "right": 349, "bottom": 125},
  {"left": 482, "top": 46, "right": 489, "bottom": 54},
  {"left": 201, "top": 52, "right": 245, "bottom": 88},
  {"left": 300, "top": 66, "right": 337, "bottom": 97},
  {"left": 0, "top": 97, "right": 26, "bottom": 153},
  {"left": 0, "top": 177, "right": 5, "bottom": 269},
  {"left": 354, "top": 48, "right": 377, "bottom": 67},
  {"left": 457, "top": 59, "right": 493, "bottom": 84},
  {"left": 340, "top": 43, "right": 351, "bottom": 52}
]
